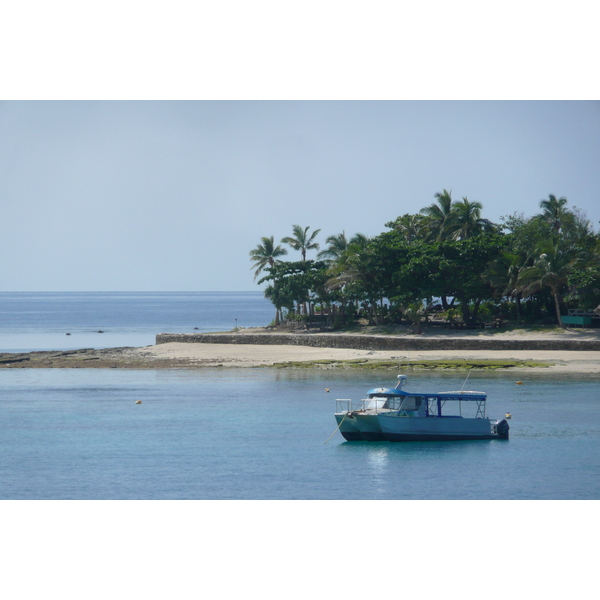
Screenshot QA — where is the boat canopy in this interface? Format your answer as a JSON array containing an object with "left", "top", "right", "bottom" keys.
[
  {"left": 369, "top": 388, "right": 486, "bottom": 400},
  {"left": 367, "top": 387, "right": 405, "bottom": 397}
]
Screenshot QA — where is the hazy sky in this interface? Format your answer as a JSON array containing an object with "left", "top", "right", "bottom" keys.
[{"left": 1, "top": 100, "right": 599, "bottom": 292}]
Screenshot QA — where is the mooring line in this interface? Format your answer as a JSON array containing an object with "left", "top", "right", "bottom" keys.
[{"left": 324, "top": 411, "right": 349, "bottom": 444}]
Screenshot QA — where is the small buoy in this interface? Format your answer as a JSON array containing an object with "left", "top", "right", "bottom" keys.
[
  {"left": 66, "top": 333, "right": 71, "bottom": 336},
  {"left": 516, "top": 381, "right": 523, "bottom": 385},
  {"left": 505, "top": 412, "right": 512, "bottom": 419},
  {"left": 325, "top": 388, "right": 330, "bottom": 392},
  {"left": 135, "top": 400, "right": 142, "bottom": 404}
]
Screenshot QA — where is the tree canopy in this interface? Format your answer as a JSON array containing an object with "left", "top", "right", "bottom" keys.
[{"left": 251, "top": 192, "right": 599, "bottom": 328}]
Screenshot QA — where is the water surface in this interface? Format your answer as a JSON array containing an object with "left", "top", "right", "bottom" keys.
[{"left": 2, "top": 368, "right": 598, "bottom": 499}]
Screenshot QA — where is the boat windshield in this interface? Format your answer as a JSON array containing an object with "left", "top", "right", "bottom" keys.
[{"left": 362, "top": 397, "right": 388, "bottom": 410}]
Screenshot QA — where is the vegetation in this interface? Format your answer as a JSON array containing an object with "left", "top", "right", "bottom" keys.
[{"left": 250, "top": 192, "right": 600, "bottom": 329}]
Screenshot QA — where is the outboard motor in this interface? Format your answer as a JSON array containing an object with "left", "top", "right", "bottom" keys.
[{"left": 496, "top": 419, "right": 510, "bottom": 440}]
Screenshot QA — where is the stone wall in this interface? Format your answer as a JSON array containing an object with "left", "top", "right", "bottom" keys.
[{"left": 155, "top": 332, "right": 600, "bottom": 351}]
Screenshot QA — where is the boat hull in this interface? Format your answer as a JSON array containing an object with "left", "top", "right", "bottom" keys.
[
  {"left": 354, "top": 412, "right": 387, "bottom": 441},
  {"left": 378, "top": 415, "right": 509, "bottom": 442},
  {"left": 335, "top": 412, "right": 363, "bottom": 441},
  {"left": 381, "top": 432, "right": 501, "bottom": 441}
]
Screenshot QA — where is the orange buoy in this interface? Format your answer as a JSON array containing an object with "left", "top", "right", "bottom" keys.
[
  {"left": 516, "top": 381, "right": 523, "bottom": 385},
  {"left": 135, "top": 400, "right": 142, "bottom": 404}
]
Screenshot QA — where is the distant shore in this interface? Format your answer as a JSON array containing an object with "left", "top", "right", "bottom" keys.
[{"left": 1, "top": 326, "right": 600, "bottom": 373}]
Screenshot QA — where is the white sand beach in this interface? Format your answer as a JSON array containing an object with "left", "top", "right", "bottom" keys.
[{"left": 133, "top": 327, "right": 600, "bottom": 373}]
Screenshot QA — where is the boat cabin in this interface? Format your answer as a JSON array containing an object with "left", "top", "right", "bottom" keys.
[{"left": 369, "top": 390, "right": 488, "bottom": 419}]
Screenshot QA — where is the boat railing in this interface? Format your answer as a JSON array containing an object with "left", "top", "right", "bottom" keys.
[
  {"left": 336, "top": 399, "right": 354, "bottom": 413},
  {"left": 336, "top": 397, "right": 388, "bottom": 413}
]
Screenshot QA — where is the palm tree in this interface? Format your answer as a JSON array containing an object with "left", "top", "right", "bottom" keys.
[
  {"left": 281, "top": 225, "right": 321, "bottom": 261},
  {"left": 450, "top": 197, "right": 494, "bottom": 240},
  {"left": 249, "top": 236, "right": 288, "bottom": 280},
  {"left": 420, "top": 189, "right": 456, "bottom": 241},
  {"left": 515, "top": 241, "right": 577, "bottom": 328},
  {"left": 389, "top": 213, "right": 430, "bottom": 244},
  {"left": 318, "top": 231, "right": 369, "bottom": 262},
  {"left": 318, "top": 231, "right": 349, "bottom": 262},
  {"left": 538, "top": 194, "right": 569, "bottom": 233}
]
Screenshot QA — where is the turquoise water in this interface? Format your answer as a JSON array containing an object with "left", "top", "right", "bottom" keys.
[{"left": 2, "top": 366, "right": 599, "bottom": 499}]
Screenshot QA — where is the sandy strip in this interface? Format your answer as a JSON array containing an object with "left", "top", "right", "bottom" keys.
[{"left": 132, "top": 342, "right": 600, "bottom": 374}]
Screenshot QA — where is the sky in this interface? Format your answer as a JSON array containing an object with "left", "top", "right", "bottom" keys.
[
  {"left": 1, "top": 3, "right": 599, "bottom": 292},
  {"left": 1, "top": 100, "right": 599, "bottom": 292}
]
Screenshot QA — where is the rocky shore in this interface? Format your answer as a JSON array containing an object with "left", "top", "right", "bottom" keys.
[{"left": 0, "top": 347, "right": 211, "bottom": 369}]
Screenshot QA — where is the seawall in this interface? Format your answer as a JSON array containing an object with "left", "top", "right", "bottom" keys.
[{"left": 155, "top": 332, "right": 600, "bottom": 351}]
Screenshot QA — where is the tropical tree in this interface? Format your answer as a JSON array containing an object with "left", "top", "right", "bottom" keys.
[
  {"left": 501, "top": 211, "right": 550, "bottom": 257},
  {"left": 386, "top": 213, "right": 431, "bottom": 244},
  {"left": 263, "top": 284, "right": 288, "bottom": 326},
  {"left": 404, "top": 303, "right": 425, "bottom": 334},
  {"left": 318, "top": 231, "right": 369, "bottom": 263},
  {"left": 515, "top": 241, "right": 578, "bottom": 328},
  {"left": 450, "top": 197, "right": 496, "bottom": 240},
  {"left": 249, "top": 236, "right": 288, "bottom": 280},
  {"left": 281, "top": 225, "right": 321, "bottom": 261},
  {"left": 420, "top": 189, "right": 456, "bottom": 241},
  {"left": 259, "top": 260, "right": 328, "bottom": 318},
  {"left": 537, "top": 194, "right": 569, "bottom": 234},
  {"left": 483, "top": 248, "right": 526, "bottom": 322},
  {"left": 324, "top": 241, "right": 372, "bottom": 323},
  {"left": 566, "top": 240, "right": 600, "bottom": 311}
]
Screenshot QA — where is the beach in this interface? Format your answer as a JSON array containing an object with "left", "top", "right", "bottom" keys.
[{"left": 1, "top": 327, "right": 599, "bottom": 373}]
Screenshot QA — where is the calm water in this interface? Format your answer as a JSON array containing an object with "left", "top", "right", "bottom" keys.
[
  {"left": 0, "top": 291, "right": 275, "bottom": 352},
  {"left": 0, "top": 292, "right": 599, "bottom": 499}
]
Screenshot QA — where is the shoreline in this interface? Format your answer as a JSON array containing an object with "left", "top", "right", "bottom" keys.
[
  {"left": 156, "top": 330, "right": 600, "bottom": 351},
  {"left": 1, "top": 327, "right": 600, "bottom": 373}
]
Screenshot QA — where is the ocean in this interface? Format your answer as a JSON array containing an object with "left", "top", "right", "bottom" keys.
[
  {"left": 0, "top": 291, "right": 275, "bottom": 352},
  {"left": 1, "top": 292, "right": 599, "bottom": 500}
]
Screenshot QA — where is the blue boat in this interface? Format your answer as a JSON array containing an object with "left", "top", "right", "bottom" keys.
[{"left": 334, "top": 375, "right": 509, "bottom": 442}]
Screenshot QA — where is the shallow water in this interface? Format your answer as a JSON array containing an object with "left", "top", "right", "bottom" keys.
[{"left": 2, "top": 368, "right": 599, "bottom": 499}]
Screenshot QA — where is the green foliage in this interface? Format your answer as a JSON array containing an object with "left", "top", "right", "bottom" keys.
[
  {"left": 251, "top": 192, "right": 598, "bottom": 327},
  {"left": 281, "top": 225, "right": 321, "bottom": 262},
  {"left": 445, "top": 308, "right": 460, "bottom": 322},
  {"left": 249, "top": 236, "right": 288, "bottom": 280}
]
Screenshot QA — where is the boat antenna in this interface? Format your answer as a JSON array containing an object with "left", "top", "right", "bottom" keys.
[
  {"left": 395, "top": 374, "right": 407, "bottom": 389},
  {"left": 460, "top": 369, "right": 471, "bottom": 392}
]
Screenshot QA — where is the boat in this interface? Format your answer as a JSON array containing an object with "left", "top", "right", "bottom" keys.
[
  {"left": 334, "top": 375, "right": 509, "bottom": 442},
  {"left": 334, "top": 375, "right": 408, "bottom": 441}
]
